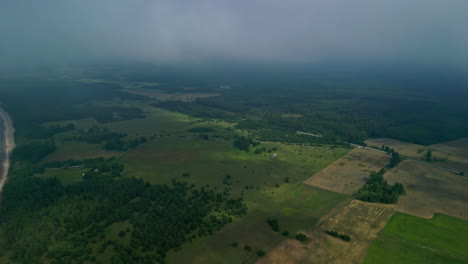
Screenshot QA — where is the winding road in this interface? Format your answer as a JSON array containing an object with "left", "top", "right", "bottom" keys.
[{"left": 0, "top": 107, "right": 15, "bottom": 192}]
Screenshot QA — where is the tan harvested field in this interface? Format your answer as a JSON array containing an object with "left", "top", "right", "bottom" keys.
[
  {"left": 121, "top": 88, "right": 220, "bottom": 102},
  {"left": 303, "top": 148, "right": 390, "bottom": 194},
  {"left": 365, "top": 138, "right": 429, "bottom": 159},
  {"left": 430, "top": 138, "right": 468, "bottom": 157},
  {"left": 429, "top": 138, "right": 468, "bottom": 172},
  {"left": 257, "top": 200, "right": 394, "bottom": 264},
  {"left": 366, "top": 138, "right": 468, "bottom": 172},
  {"left": 385, "top": 160, "right": 468, "bottom": 220}
]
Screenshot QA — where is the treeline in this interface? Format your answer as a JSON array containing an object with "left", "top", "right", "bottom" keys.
[
  {"left": 154, "top": 101, "right": 237, "bottom": 121},
  {"left": 34, "top": 123, "right": 76, "bottom": 139},
  {"left": 36, "top": 157, "right": 111, "bottom": 172},
  {"left": 65, "top": 126, "right": 147, "bottom": 151},
  {"left": 12, "top": 141, "right": 56, "bottom": 162},
  {"left": 66, "top": 127, "right": 126, "bottom": 144},
  {"left": 187, "top": 127, "right": 215, "bottom": 133},
  {"left": 103, "top": 137, "right": 147, "bottom": 151},
  {"left": 0, "top": 166, "right": 247, "bottom": 264},
  {"left": 233, "top": 136, "right": 259, "bottom": 151}
]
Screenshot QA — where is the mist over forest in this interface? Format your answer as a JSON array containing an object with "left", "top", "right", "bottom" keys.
[{"left": 0, "top": 1, "right": 468, "bottom": 264}]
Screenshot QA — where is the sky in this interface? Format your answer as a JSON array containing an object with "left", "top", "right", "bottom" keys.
[{"left": 1, "top": 0, "right": 468, "bottom": 70}]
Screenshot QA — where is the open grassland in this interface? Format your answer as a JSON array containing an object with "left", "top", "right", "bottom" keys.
[
  {"left": 45, "top": 141, "right": 121, "bottom": 161},
  {"left": 258, "top": 200, "right": 394, "bottom": 264},
  {"left": 366, "top": 138, "right": 468, "bottom": 172},
  {"left": 385, "top": 160, "right": 468, "bottom": 219},
  {"left": 303, "top": 148, "right": 390, "bottom": 194},
  {"left": 38, "top": 167, "right": 87, "bottom": 185},
  {"left": 363, "top": 213, "right": 468, "bottom": 264}
]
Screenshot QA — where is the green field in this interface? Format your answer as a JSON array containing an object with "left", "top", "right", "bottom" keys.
[{"left": 363, "top": 213, "right": 468, "bottom": 264}]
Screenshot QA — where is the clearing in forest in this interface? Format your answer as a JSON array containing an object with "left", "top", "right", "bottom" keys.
[
  {"left": 385, "top": 160, "right": 468, "bottom": 220},
  {"left": 257, "top": 199, "right": 394, "bottom": 264},
  {"left": 303, "top": 148, "right": 390, "bottom": 194}
]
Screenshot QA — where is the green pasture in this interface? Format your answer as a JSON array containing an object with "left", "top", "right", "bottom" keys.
[{"left": 364, "top": 213, "right": 468, "bottom": 264}]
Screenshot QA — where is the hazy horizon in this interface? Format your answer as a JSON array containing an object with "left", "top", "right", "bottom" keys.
[{"left": 1, "top": 0, "right": 468, "bottom": 72}]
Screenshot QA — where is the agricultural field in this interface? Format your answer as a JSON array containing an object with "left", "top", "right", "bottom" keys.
[
  {"left": 303, "top": 148, "right": 390, "bottom": 194},
  {"left": 385, "top": 160, "right": 468, "bottom": 219},
  {"left": 363, "top": 213, "right": 468, "bottom": 264},
  {"left": 258, "top": 199, "right": 395, "bottom": 264},
  {"left": 429, "top": 138, "right": 468, "bottom": 172},
  {"left": 365, "top": 138, "right": 427, "bottom": 157},
  {"left": 365, "top": 138, "right": 468, "bottom": 172}
]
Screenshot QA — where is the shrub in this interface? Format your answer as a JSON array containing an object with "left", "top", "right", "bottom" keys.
[
  {"left": 296, "top": 233, "right": 308, "bottom": 242},
  {"left": 325, "top": 230, "right": 351, "bottom": 242},
  {"left": 266, "top": 218, "right": 280, "bottom": 232}
]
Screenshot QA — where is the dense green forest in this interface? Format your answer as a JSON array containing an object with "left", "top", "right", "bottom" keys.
[{"left": 1, "top": 164, "right": 246, "bottom": 264}]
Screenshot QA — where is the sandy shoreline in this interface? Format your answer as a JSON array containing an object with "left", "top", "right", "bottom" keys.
[{"left": 0, "top": 107, "right": 15, "bottom": 192}]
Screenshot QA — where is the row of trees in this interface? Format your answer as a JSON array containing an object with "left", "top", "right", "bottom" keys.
[
  {"left": 325, "top": 230, "right": 351, "bottom": 241},
  {"left": 103, "top": 137, "right": 147, "bottom": 151}
]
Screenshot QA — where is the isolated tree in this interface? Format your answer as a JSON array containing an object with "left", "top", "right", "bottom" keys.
[
  {"left": 296, "top": 233, "right": 308, "bottom": 242},
  {"left": 426, "top": 150, "right": 432, "bottom": 161}
]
